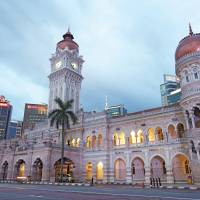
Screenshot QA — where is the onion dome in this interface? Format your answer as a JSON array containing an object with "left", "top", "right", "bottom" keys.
[
  {"left": 57, "top": 28, "right": 79, "bottom": 51},
  {"left": 175, "top": 24, "right": 200, "bottom": 61}
]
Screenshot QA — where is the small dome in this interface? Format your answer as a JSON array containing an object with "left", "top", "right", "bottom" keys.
[
  {"left": 175, "top": 25, "right": 200, "bottom": 61},
  {"left": 57, "top": 30, "right": 79, "bottom": 51}
]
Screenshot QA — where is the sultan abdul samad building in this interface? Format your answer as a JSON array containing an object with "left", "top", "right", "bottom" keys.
[{"left": 0, "top": 25, "right": 200, "bottom": 185}]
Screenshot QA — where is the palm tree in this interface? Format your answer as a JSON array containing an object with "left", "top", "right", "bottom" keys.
[{"left": 48, "top": 98, "right": 78, "bottom": 182}]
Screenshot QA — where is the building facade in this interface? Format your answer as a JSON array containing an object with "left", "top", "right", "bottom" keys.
[
  {"left": 0, "top": 96, "right": 12, "bottom": 140},
  {"left": 0, "top": 26, "right": 200, "bottom": 185}
]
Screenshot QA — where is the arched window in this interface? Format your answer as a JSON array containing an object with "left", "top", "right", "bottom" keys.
[
  {"left": 98, "top": 134, "right": 102, "bottom": 147},
  {"left": 193, "top": 67, "right": 199, "bottom": 80},
  {"left": 177, "top": 123, "right": 184, "bottom": 138},
  {"left": 119, "top": 132, "right": 125, "bottom": 145},
  {"left": 113, "top": 133, "right": 119, "bottom": 146},
  {"left": 76, "top": 138, "right": 80, "bottom": 147},
  {"left": 86, "top": 162, "right": 93, "bottom": 180},
  {"left": 156, "top": 127, "right": 164, "bottom": 141},
  {"left": 92, "top": 135, "right": 96, "bottom": 148},
  {"left": 168, "top": 124, "right": 177, "bottom": 139},
  {"left": 193, "top": 107, "right": 200, "bottom": 128},
  {"left": 71, "top": 139, "right": 76, "bottom": 147},
  {"left": 185, "top": 71, "right": 189, "bottom": 83},
  {"left": 137, "top": 129, "right": 144, "bottom": 143},
  {"left": 130, "top": 131, "right": 137, "bottom": 144},
  {"left": 86, "top": 136, "right": 91, "bottom": 148},
  {"left": 96, "top": 162, "right": 104, "bottom": 180},
  {"left": 148, "top": 128, "right": 155, "bottom": 142}
]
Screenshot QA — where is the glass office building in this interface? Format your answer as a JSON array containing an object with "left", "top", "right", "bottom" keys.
[
  {"left": 160, "top": 74, "right": 181, "bottom": 106},
  {"left": 0, "top": 96, "right": 12, "bottom": 140},
  {"left": 23, "top": 103, "right": 48, "bottom": 131}
]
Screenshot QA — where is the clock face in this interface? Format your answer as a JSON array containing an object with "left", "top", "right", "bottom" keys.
[
  {"left": 71, "top": 62, "right": 78, "bottom": 70},
  {"left": 55, "top": 61, "right": 62, "bottom": 70}
]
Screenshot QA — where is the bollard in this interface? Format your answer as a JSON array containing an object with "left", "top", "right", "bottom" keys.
[
  {"left": 152, "top": 178, "right": 155, "bottom": 187},
  {"left": 155, "top": 178, "right": 159, "bottom": 188},
  {"left": 158, "top": 177, "right": 161, "bottom": 186}
]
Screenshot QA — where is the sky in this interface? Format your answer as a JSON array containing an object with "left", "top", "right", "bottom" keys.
[{"left": 1, "top": 0, "right": 200, "bottom": 120}]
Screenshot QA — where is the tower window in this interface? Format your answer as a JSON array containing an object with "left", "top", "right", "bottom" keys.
[
  {"left": 186, "top": 76, "right": 189, "bottom": 82},
  {"left": 194, "top": 72, "right": 198, "bottom": 79}
]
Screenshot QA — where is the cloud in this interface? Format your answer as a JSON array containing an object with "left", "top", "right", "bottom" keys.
[{"left": 1, "top": 0, "right": 200, "bottom": 119}]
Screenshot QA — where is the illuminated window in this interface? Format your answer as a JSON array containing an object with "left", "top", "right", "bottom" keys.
[
  {"left": 119, "top": 132, "right": 125, "bottom": 145},
  {"left": 19, "top": 163, "right": 25, "bottom": 177},
  {"left": 86, "top": 136, "right": 91, "bottom": 148},
  {"left": 130, "top": 131, "right": 137, "bottom": 144},
  {"left": 113, "top": 133, "right": 119, "bottom": 146},
  {"left": 148, "top": 128, "right": 155, "bottom": 142},
  {"left": 76, "top": 138, "right": 80, "bottom": 147},
  {"left": 71, "top": 139, "right": 76, "bottom": 147},
  {"left": 137, "top": 129, "right": 144, "bottom": 143},
  {"left": 96, "top": 162, "right": 103, "bottom": 180},
  {"left": 86, "top": 162, "right": 93, "bottom": 180}
]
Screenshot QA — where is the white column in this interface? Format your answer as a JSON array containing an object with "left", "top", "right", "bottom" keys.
[{"left": 166, "top": 166, "right": 174, "bottom": 184}]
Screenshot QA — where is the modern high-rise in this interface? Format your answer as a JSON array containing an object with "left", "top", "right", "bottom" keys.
[
  {"left": 160, "top": 74, "right": 181, "bottom": 106},
  {"left": 7, "top": 120, "right": 23, "bottom": 139},
  {"left": 22, "top": 104, "right": 48, "bottom": 130},
  {"left": 0, "top": 96, "right": 12, "bottom": 140}
]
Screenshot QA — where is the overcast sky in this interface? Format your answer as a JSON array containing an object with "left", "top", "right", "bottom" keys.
[{"left": 1, "top": 0, "right": 200, "bottom": 120}]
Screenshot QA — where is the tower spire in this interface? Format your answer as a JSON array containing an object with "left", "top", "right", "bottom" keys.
[
  {"left": 189, "top": 23, "right": 193, "bottom": 36},
  {"left": 105, "top": 96, "right": 108, "bottom": 110}
]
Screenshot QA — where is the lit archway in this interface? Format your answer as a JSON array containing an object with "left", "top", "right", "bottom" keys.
[
  {"left": 168, "top": 124, "right": 177, "bottom": 139},
  {"left": 131, "top": 157, "right": 145, "bottom": 181},
  {"left": 148, "top": 128, "right": 155, "bottom": 142},
  {"left": 86, "top": 136, "right": 91, "bottom": 148},
  {"left": 130, "top": 131, "right": 137, "bottom": 144},
  {"left": 76, "top": 138, "right": 80, "bottom": 147},
  {"left": 14, "top": 159, "right": 25, "bottom": 179},
  {"left": 150, "top": 156, "right": 166, "bottom": 179},
  {"left": 86, "top": 162, "right": 93, "bottom": 180},
  {"left": 177, "top": 123, "right": 184, "bottom": 138},
  {"left": 119, "top": 132, "right": 125, "bottom": 145},
  {"left": 96, "top": 162, "right": 104, "bottom": 180},
  {"left": 114, "top": 158, "right": 126, "bottom": 180},
  {"left": 113, "top": 133, "right": 119, "bottom": 146},
  {"left": 54, "top": 158, "right": 74, "bottom": 182},
  {"left": 156, "top": 127, "right": 164, "bottom": 141},
  {"left": 71, "top": 138, "right": 76, "bottom": 147},
  {"left": 172, "top": 154, "right": 191, "bottom": 182},
  {"left": 1, "top": 161, "right": 8, "bottom": 180},
  {"left": 137, "top": 129, "right": 144, "bottom": 143},
  {"left": 32, "top": 158, "right": 43, "bottom": 181}
]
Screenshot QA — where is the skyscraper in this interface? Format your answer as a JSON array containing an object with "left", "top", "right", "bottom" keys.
[
  {"left": 160, "top": 74, "right": 181, "bottom": 106},
  {"left": 7, "top": 120, "right": 23, "bottom": 139},
  {"left": 22, "top": 103, "right": 48, "bottom": 131},
  {"left": 0, "top": 96, "right": 12, "bottom": 140}
]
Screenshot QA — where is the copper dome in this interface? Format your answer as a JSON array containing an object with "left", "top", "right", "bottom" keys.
[
  {"left": 175, "top": 25, "right": 200, "bottom": 61},
  {"left": 57, "top": 30, "right": 79, "bottom": 51}
]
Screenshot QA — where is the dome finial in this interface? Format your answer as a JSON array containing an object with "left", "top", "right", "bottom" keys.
[
  {"left": 67, "top": 26, "right": 70, "bottom": 33},
  {"left": 189, "top": 23, "right": 193, "bottom": 36}
]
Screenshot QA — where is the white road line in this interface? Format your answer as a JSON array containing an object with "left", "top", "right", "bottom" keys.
[{"left": 1, "top": 185, "right": 200, "bottom": 200}]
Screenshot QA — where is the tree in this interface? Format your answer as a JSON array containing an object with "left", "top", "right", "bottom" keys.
[{"left": 48, "top": 98, "right": 78, "bottom": 182}]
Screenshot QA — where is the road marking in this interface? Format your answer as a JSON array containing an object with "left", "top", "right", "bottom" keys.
[
  {"left": 0, "top": 185, "right": 200, "bottom": 200},
  {"left": 29, "top": 194, "right": 43, "bottom": 198}
]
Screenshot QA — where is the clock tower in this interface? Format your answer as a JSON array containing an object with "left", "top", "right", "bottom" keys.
[{"left": 48, "top": 29, "right": 84, "bottom": 113}]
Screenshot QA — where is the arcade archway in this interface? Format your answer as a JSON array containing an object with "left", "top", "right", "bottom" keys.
[{"left": 32, "top": 158, "right": 43, "bottom": 181}]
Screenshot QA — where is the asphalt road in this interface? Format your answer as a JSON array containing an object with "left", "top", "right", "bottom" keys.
[{"left": 0, "top": 183, "right": 200, "bottom": 200}]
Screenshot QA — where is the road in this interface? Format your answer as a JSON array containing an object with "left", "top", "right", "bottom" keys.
[{"left": 0, "top": 183, "right": 199, "bottom": 200}]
